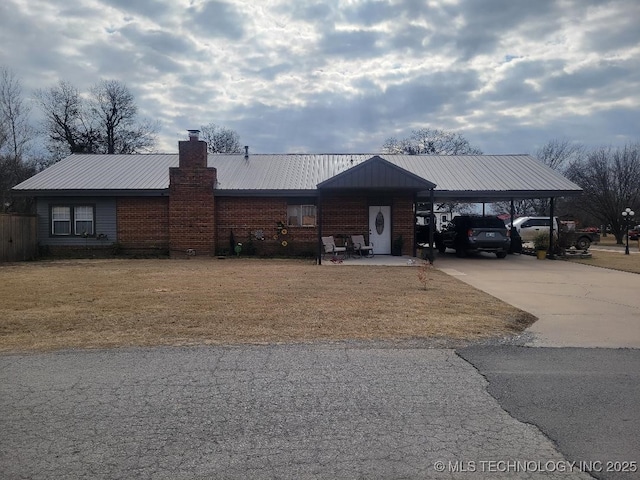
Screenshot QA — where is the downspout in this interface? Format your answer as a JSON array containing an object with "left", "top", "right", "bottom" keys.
[
  {"left": 548, "top": 197, "right": 555, "bottom": 259},
  {"left": 428, "top": 188, "right": 435, "bottom": 263},
  {"left": 510, "top": 198, "right": 515, "bottom": 250},
  {"left": 412, "top": 192, "right": 417, "bottom": 259},
  {"left": 317, "top": 192, "right": 323, "bottom": 265}
]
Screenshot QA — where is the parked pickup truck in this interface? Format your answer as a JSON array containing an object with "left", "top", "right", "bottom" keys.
[
  {"left": 627, "top": 225, "right": 640, "bottom": 241},
  {"left": 507, "top": 216, "right": 600, "bottom": 250}
]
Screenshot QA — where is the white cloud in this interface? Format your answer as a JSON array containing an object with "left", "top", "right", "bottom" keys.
[{"left": 0, "top": 0, "right": 638, "bottom": 155}]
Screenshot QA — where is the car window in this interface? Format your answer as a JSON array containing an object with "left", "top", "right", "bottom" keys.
[
  {"left": 450, "top": 216, "right": 505, "bottom": 229},
  {"left": 531, "top": 219, "right": 550, "bottom": 227},
  {"left": 467, "top": 217, "right": 505, "bottom": 228}
]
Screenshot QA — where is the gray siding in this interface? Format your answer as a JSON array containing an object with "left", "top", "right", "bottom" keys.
[{"left": 37, "top": 197, "right": 117, "bottom": 246}]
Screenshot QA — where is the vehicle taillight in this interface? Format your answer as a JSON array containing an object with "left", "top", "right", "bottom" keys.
[{"left": 467, "top": 228, "right": 474, "bottom": 237}]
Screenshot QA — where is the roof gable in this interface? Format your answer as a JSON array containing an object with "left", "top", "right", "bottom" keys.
[{"left": 317, "top": 155, "right": 436, "bottom": 190}]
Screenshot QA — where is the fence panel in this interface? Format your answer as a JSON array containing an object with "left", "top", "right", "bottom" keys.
[{"left": 0, "top": 214, "right": 38, "bottom": 262}]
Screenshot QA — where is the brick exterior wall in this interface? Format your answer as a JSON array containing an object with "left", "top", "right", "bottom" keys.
[
  {"left": 392, "top": 195, "right": 416, "bottom": 256},
  {"left": 168, "top": 138, "right": 216, "bottom": 257},
  {"left": 215, "top": 197, "right": 318, "bottom": 256},
  {"left": 117, "top": 197, "right": 169, "bottom": 252},
  {"left": 320, "top": 194, "right": 370, "bottom": 239},
  {"left": 112, "top": 191, "right": 416, "bottom": 257}
]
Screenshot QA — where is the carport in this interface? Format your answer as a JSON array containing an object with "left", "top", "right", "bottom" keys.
[{"left": 411, "top": 155, "right": 583, "bottom": 259}]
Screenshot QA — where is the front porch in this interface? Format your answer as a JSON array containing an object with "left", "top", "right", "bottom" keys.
[{"left": 317, "top": 155, "right": 436, "bottom": 264}]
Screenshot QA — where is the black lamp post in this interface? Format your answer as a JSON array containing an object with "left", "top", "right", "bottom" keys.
[{"left": 622, "top": 207, "right": 634, "bottom": 255}]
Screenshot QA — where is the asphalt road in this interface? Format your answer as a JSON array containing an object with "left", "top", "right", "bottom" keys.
[
  {"left": 458, "top": 346, "right": 640, "bottom": 480},
  {"left": 0, "top": 343, "right": 595, "bottom": 480}
]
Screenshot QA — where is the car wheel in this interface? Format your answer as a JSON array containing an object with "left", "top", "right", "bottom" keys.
[
  {"left": 438, "top": 243, "right": 446, "bottom": 253},
  {"left": 496, "top": 251, "right": 507, "bottom": 259},
  {"left": 576, "top": 237, "right": 591, "bottom": 250}
]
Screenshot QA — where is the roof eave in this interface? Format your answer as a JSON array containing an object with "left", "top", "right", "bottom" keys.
[
  {"left": 214, "top": 189, "right": 318, "bottom": 197},
  {"left": 427, "top": 189, "right": 584, "bottom": 202},
  {"left": 11, "top": 189, "right": 169, "bottom": 197}
]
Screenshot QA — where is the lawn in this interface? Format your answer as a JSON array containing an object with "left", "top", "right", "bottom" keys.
[
  {"left": 0, "top": 258, "right": 534, "bottom": 353},
  {"left": 564, "top": 237, "right": 640, "bottom": 274}
]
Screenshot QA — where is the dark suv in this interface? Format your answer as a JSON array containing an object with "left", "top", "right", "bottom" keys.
[{"left": 439, "top": 215, "right": 510, "bottom": 258}]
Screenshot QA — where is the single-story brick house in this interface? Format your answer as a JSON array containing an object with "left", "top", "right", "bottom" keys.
[{"left": 12, "top": 130, "right": 583, "bottom": 260}]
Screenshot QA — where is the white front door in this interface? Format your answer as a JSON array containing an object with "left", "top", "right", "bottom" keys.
[{"left": 369, "top": 206, "right": 391, "bottom": 254}]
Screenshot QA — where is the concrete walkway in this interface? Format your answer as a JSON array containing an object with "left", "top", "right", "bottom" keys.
[
  {"left": 435, "top": 252, "right": 640, "bottom": 348},
  {"left": 320, "top": 254, "right": 419, "bottom": 266}
]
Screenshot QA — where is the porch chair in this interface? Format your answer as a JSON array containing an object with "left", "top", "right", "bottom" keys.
[
  {"left": 351, "top": 235, "right": 374, "bottom": 257},
  {"left": 321, "top": 236, "right": 347, "bottom": 259}
]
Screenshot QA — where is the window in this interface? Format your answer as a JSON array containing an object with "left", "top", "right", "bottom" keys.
[
  {"left": 522, "top": 219, "right": 549, "bottom": 228},
  {"left": 52, "top": 207, "right": 71, "bottom": 235},
  {"left": 287, "top": 204, "right": 317, "bottom": 227},
  {"left": 74, "top": 206, "right": 94, "bottom": 235},
  {"left": 51, "top": 205, "right": 94, "bottom": 236}
]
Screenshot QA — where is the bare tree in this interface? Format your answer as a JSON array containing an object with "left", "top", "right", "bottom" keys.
[
  {"left": 536, "top": 138, "right": 585, "bottom": 171},
  {"left": 565, "top": 143, "right": 640, "bottom": 244},
  {"left": 200, "top": 123, "right": 242, "bottom": 153},
  {"left": 0, "top": 154, "right": 36, "bottom": 212},
  {"left": 35, "top": 80, "right": 99, "bottom": 157},
  {"left": 90, "top": 80, "right": 156, "bottom": 154},
  {"left": 36, "top": 79, "right": 157, "bottom": 158},
  {"left": 492, "top": 138, "right": 585, "bottom": 217},
  {"left": 382, "top": 128, "right": 482, "bottom": 155},
  {"left": 0, "top": 67, "right": 37, "bottom": 212},
  {"left": 0, "top": 67, "right": 33, "bottom": 160}
]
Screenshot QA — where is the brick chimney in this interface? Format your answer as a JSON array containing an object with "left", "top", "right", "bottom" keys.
[{"left": 169, "top": 130, "right": 217, "bottom": 257}]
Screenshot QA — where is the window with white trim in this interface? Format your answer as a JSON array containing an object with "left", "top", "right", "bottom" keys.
[
  {"left": 51, "top": 205, "right": 95, "bottom": 236},
  {"left": 52, "top": 207, "right": 71, "bottom": 235},
  {"left": 287, "top": 204, "right": 317, "bottom": 227},
  {"left": 74, "top": 206, "right": 94, "bottom": 235}
]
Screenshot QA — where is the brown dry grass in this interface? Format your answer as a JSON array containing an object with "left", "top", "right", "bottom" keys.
[
  {"left": 565, "top": 243, "right": 640, "bottom": 274},
  {"left": 0, "top": 258, "right": 535, "bottom": 353}
]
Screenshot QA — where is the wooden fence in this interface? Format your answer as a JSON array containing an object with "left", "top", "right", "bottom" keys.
[{"left": 0, "top": 214, "right": 38, "bottom": 262}]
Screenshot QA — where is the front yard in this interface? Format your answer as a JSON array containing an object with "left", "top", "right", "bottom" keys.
[
  {"left": 565, "top": 235, "right": 640, "bottom": 274},
  {"left": 0, "top": 258, "right": 534, "bottom": 352}
]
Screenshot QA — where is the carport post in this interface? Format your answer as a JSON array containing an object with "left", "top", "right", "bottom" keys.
[
  {"left": 317, "top": 193, "right": 323, "bottom": 265},
  {"left": 548, "top": 197, "right": 555, "bottom": 259},
  {"left": 510, "top": 198, "right": 515, "bottom": 226},
  {"left": 428, "top": 188, "right": 434, "bottom": 263}
]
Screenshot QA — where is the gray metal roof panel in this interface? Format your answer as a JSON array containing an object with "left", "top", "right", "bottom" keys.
[
  {"left": 14, "top": 154, "right": 176, "bottom": 191},
  {"left": 210, "top": 154, "right": 372, "bottom": 190},
  {"left": 13, "top": 153, "right": 582, "bottom": 197}
]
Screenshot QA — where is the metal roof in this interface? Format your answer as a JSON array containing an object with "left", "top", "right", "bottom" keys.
[
  {"left": 13, "top": 153, "right": 582, "bottom": 200},
  {"left": 318, "top": 156, "right": 437, "bottom": 190}
]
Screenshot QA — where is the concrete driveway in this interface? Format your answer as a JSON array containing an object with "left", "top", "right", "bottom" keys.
[{"left": 435, "top": 252, "right": 640, "bottom": 348}]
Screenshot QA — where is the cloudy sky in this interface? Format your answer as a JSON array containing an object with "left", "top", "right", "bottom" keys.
[{"left": 1, "top": 0, "right": 639, "bottom": 155}]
